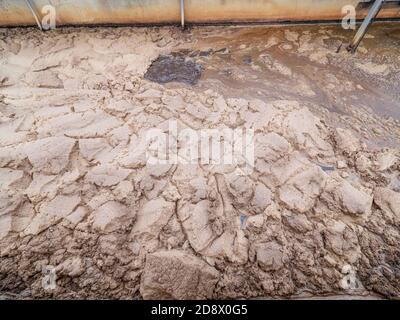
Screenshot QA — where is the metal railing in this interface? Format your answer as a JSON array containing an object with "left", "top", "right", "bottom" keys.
[{"left": 348, "top": 0, "right": 399, "bottom": 52}]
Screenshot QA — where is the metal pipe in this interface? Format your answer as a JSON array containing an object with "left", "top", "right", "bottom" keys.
[
  {"left": 24, "top": 0, "right": 42, "bottom": 30},
  {"left": 180, "top": 0, "right": 185, "bottom": 29},
  {"left": 347, "top": 0, "right": 385, "bottom": 53}
]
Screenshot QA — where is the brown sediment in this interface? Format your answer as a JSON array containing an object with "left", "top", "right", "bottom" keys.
[{"left": 0, "top": 24, "right": 399, "bottom": 300}]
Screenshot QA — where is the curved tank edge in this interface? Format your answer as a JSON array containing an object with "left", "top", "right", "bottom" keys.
[{"left": 0, "top": 0, "right": 399, "bottom": 27}]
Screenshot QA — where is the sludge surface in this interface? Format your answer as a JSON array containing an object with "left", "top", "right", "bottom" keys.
[
  {"left": 144, "top": 53, "right": 202, "bottom": 85},
  {"left": 0, "top": 24, "right": 399, "bottom": 300}
]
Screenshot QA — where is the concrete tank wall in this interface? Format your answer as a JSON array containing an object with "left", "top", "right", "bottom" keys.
[
  {"left": 186, "top": 0, "right": 363, "bottom": 23},
  {"left": 0, "top": 0, "right": 181, "bottom": 26},
  {"left": 0, "top": 0, "right": 399, "bottom": 26}
]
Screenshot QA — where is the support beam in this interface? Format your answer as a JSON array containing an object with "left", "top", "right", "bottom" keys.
[
  {"left": 347, "top": 0, "right": 385, "bottom": 53},
  {"left": 24, "top": 0, "right": 42, "bottom": 30},
  {"left": 180, "top": 0, "right": 185, "bottom": 29}
]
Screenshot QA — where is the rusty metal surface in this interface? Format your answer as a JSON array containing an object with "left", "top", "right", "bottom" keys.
[{"left": 0, "top": 0, "right": 399, "bottom": 26}]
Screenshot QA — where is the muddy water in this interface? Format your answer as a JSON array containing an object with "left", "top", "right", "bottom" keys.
[
  {"left": 155, "top": 23, "right": 400, "bottom": 148},
  {"left": 200, "top": 25, "right": 399, "bottom": 115}
]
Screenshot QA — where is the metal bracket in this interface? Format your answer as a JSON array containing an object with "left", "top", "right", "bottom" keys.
[
  {"left": 347, "top": 0, "right": 385, "bottom": 53},
  {"left": 25, "top": 0, "right": 43, "bottom": 30},
  {"left": 180, "top": 0, "right": 185, "bottom": 29}
]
